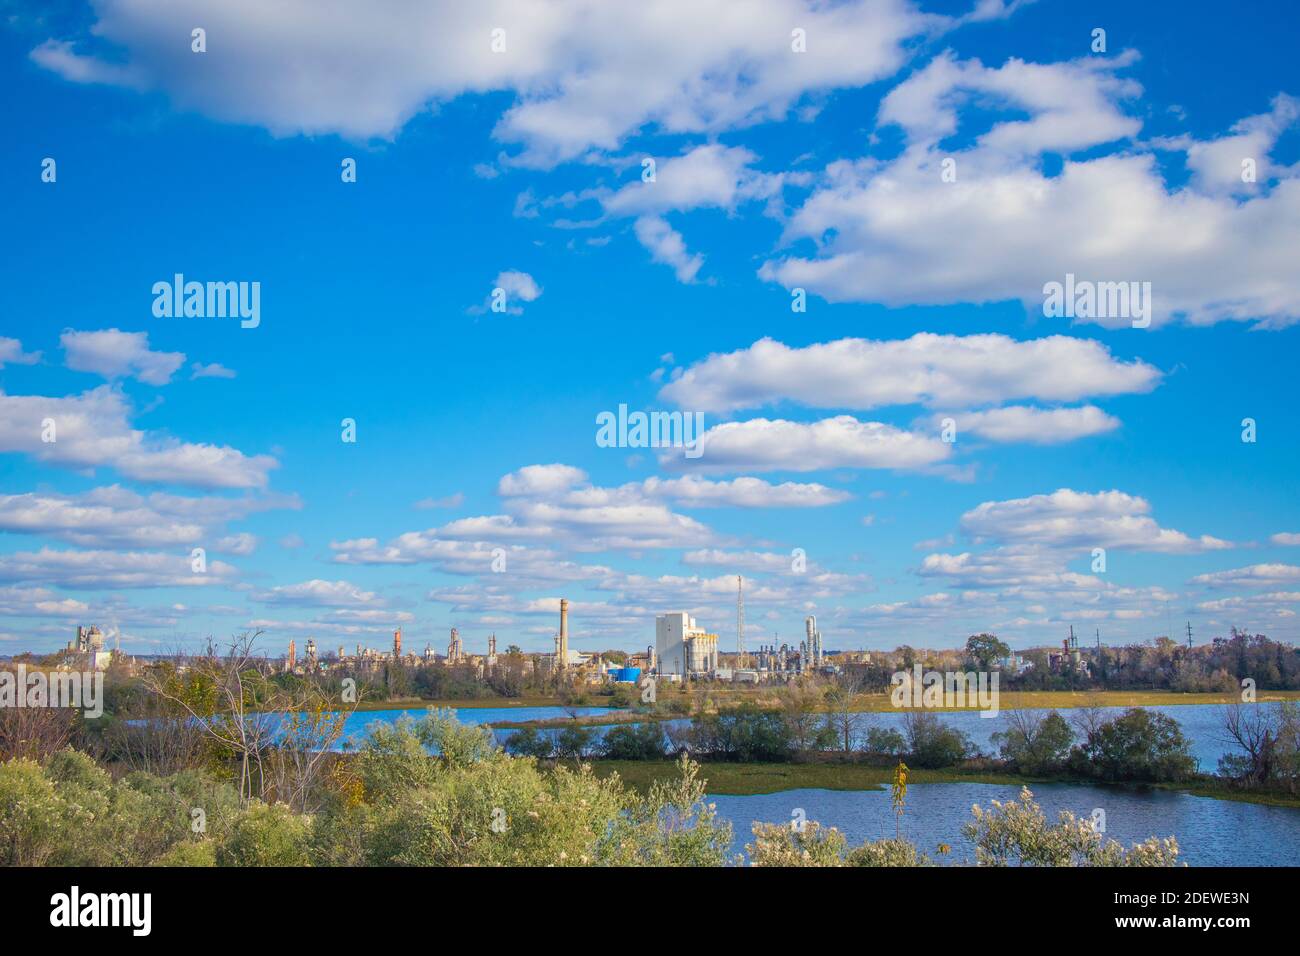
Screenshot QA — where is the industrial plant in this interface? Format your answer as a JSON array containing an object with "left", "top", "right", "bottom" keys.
[
  {"left": 64, "top": 625, "right": 116, "bottom": 671},
  {"left": 271, "top": 575, "right": 847, "bottom": 687},
  {"left": 278, "top": 599, "right": 647, "bottom": 686},
  {"left": 651, "top": 577, "right": 840, "bottom": 683}
]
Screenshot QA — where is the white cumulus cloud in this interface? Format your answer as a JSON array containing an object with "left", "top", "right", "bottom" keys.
[
  {"left": 0, "top": 386, "right": 278, "bottom": 489},
  {"left": 61, "top": 328, "right": 185, "bottom": 385},
  {"left": 760, "top": 52, "right": 1300, "bottom": 329},
  {"left": 659, "top": 333, "right": 1160, "bottom": 412},
  {"left": 662, "top": 416, "right": 951, "bottom": 474},
  {"left": 29, "top": 0, "right": 944, "bottom": 166}
]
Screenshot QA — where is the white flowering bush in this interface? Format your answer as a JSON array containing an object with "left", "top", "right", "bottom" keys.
[{"left": 963, "top": 787, "right": 1181, "bottom": 867}]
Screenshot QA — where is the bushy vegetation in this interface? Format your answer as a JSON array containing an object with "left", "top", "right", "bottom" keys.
[
  {"left": 555, "top": 724, "right": 599, "bottom": 759},
  {"left": 0, "top": 749, "right": 240, "bottom": 867},
  {"left": 962, "top": 788, "right": 1182, "bottom": 867},
  {"left": 902, "top": 711, "right": 975, "bottom": 768},
  {"left": 0, "top": 711, "right": 735, "bottom": 867},
  {"left": 599, "top": 722, "right": 667, "bottom": 761},
  {"left": 746, "top": 788, "right": 1180, "bottom": 867},
  {"left": 864, "top": 727, "right": 907, "bottom": 756},
  {"left": 991, "top": 711, "right": 1074, "bottom": 774},
  {"left": 511, "top": 694, "right": 1205, "bottom": 792},
  {"left": 1066, "top": 708, "right": 1196, "bottom": 782},
  {"left": 680, "top": 705, "right": 805, "bottom": 762},
  {"left": 747, "top": 822, "right": 931, "bottom": 867},
  {"left": 503, "top": 726, "right": 556, "bottom": 759},
  {"left": 990, "top": 707, "right": 1196, "bottom": 782}
]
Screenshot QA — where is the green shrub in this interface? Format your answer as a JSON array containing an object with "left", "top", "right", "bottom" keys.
[
  {"left": 43, "top": 747, "right": 112, "bottom": 792},
  {"left": 903, "top": 711, "right": 974, "bottom": 768},
  {"left": 748, "top": 821, "right": 847, "bottom": 866},
  {"left": 992, "top": 711, "right": 1074, "bottom": 774},
  {"left": 505, "top": 726, "right": 554, "bottom": 759},
  {"left": 308, "top": 798, "right": 375, "bottom": 866},
  {"left": 555, "top": 724, "right": 597, "bottom": 759},
  {"left": 846, "top": 838, "right": 929, "bottom": 867},
  {"left": 216, "top": 802, "right": 313, "bottom": 866},
  {"left": 607, "top": 684, "right": 635, "bottom": 708},
  {"left": 748, "top": 823, "right": 929, "bottom": 867},
  {"left": 689, "top": 706, "right": 792, "bottom": 762},
  {"left": 337, "top": 728, "right": 728, "bottom": 867},
  {"left": 153, "top": 840, "right": 217, "bottom": 867},
  {"left": 415, "top": 708, "right": 498, "bottom": 767},
  {"left": 1067, "top": 708, "right": 1196, "bottom": 782},
  {"left": 863, "top": 727, "right": 907, "bottom": 756},
  {"left": 355, "top": 716, "right": 439, "bottom": 799},
  {"left": 600, "top": 722, "right": 665, "bottom": 760},
  {"left": 364, "top": 753, "right": 626, "bottom": 866},
  {"left": 0, "top": 758, "right": 63, "bottom": 866}
]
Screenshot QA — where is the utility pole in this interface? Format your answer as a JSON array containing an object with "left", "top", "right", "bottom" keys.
[{"left": 736, "top": 575, "right": 745, "bottom": 669}]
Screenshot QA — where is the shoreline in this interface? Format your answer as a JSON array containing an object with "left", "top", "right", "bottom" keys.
[
  {"left": 358, "top": 688, "right": 1300, "bottom": 729},
  {"left": 576, "top": 759, "right": 1300, "bottom": 810}
]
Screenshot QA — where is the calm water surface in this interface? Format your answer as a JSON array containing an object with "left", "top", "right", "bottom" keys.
[
  {"left": 339, "top": 705, "right": 614, "bottom": 748},
  {"left": 709, "top": 783, "right": 1300, "bottom": 866}
]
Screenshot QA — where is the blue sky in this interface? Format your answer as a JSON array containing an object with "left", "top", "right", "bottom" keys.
[{"left": 2, "top": 0, "right": 1298, "bottom": 656}]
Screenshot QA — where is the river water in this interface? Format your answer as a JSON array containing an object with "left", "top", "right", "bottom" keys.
[
  {"left": 344, "top": 701, "right": 1268, "bottom": 769},
  {"left": 709, "top": 782, "right": 1300, "bottom": 866},
  {"left": 337, "top": 705, "right": 615, "bottom": 748}
]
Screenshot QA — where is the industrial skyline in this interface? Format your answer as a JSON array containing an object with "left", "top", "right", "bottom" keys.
[{"left": 261, "top": 596, "right": 844, "bottom": 685}]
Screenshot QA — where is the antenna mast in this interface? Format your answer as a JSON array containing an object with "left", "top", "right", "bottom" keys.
[{"left": 736, "top": 575, "right": 745, "bottom": 668}]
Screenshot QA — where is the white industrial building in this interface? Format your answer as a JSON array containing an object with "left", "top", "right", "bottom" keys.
[
  {"left": 66, "top": 625, "right": 114, "bottom": 671},
  {"left": 655, "top": 612, "right": 719, "bottom": 678},
  {"left": 803, "top": 615, "right": 824, "bottom": 668}
]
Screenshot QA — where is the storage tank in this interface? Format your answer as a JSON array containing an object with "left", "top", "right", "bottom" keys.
[{"left": 614, "top": 666, "right": 641, "bottom": 683}]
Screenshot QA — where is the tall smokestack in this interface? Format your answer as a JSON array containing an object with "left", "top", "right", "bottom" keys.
[
  {"left": 394, "top": 627, "right": 402, "bottom": 659},
  {"left": 558, "top": 599, "right": 569, "bottom": 670}
]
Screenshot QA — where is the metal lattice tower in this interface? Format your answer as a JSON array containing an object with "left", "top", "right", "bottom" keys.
[{"left": 736, "top": 575, "right": 745, "bottom": 668}]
